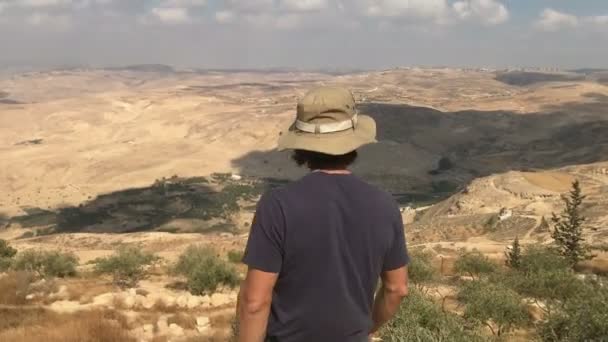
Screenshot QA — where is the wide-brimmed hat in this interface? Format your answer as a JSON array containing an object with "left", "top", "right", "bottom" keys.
[{"left": 277, "top": 86, "right": 377, "bottom": 155}]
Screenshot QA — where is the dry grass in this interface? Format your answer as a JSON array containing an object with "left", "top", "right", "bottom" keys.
[
  {"left": 0, "top": 272, "right": 34, "bottom": 305},
  {"left": 167, "top": 313, "right": 197, "bottom": 330},
  {"left": 0, "top": 308, "right": 134, "bottom": 342},
  {"left": 64, "top": 278, "right": 115, "bottom": 304}
]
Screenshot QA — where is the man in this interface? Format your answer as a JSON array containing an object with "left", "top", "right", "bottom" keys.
[{"left": 237, "top": 87, "right": 409, "bottom": 342}]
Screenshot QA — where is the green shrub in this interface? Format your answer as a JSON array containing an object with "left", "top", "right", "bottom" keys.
[
  {"left": 174, "top": 245, "right": 239, "bottom": 295},
  {"left": 12, "top": 250, "right": 78, "bottom": 278},
  {"left": 94, "top": 247, "right": 158, "bottom": 287},
  {"left": 518, "top": 246, "right": 569, "bottom": 275},
  {"left": 408, "top": 250, "right": 438, "bottom": 290},
  {"left": 0, "top": 239, "right": 17, "bottom": 258},
  {"left": 227, "top": 250, "right": 244, "bottom": 264},
  {"left": 539, "top": 282, "right": 608, "bottom": 341},
  {"left": 458, "top": 281, "right": 529, "bottom": 337},
  {"left": 0, "top": 257, "right": 12, "bottom": 272},
  {"left": 17, "top": 231, "right": 35, "bottom": 239},
  {"left": 493, "top": 246, "right": 580, "bottom": 307},
  {"left": 454, "top": 249, "right": 497, "bottom": 279},
  {"left": 0, "top": 239, "right": 17, "bottom": 272},
  {"left": 380, "top": 289, "right": 484, "bottom": 342}
]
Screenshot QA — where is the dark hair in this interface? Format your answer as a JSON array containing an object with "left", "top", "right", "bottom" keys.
[{"left": 291, "top": 149, "right": 358, "bottom": 170}]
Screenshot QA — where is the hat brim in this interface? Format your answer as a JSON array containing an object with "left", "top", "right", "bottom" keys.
[{"left": 277, "top": 115, "right": 377, "bottom": 155}]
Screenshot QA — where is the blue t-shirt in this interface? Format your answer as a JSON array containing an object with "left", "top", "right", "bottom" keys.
[{"left": 243, "top": 172, "right": 409, "bottom": 342}]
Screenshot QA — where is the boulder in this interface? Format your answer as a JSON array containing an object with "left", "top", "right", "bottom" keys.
[
  {"left": 122, "top": 295, "right": 136, "bottom": 309},
  {"left": 187, "top": 295, "right": 201, "bottom": 309},
  {"left": 92, "top": 293, "right": 115, "bottom": 307},
  {"left": 157, "top": 316, "right": 169, "bottom": 335},
  {"left": 210, "top": 293, "right": 231, "bottom": 307},
  {"left": 169, "top": 323, "right": 185, "bottom": 337},
  {"left": 176, "top": 295, "right": 188, "bottom": 308},
  {"left": 196, "top": 316, "right": 210, "bottom": 328}
]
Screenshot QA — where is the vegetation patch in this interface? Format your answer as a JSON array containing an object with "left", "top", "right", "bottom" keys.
[
  {"left": 174, "top": 245, "right": 239, "bottom": 295},
  {"left": 12, "top": 250, "right": 78, "bottom": 278},
  {"left": 93, "top": 247, "right": 159, "bottom": 288}
]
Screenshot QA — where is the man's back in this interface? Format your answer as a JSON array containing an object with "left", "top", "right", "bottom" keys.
[{"left": 243, "top": 172, "right": 408, "bottom": 342}]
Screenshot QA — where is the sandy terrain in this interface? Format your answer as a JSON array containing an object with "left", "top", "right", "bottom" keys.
[{"left": 1, "top": 67, "right": 607, "bottom": 341}]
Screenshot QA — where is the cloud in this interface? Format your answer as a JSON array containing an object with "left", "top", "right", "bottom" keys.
[
  {"left": 26, "top": 12, "right": 71, "bottom": 29},
  {"left": 587, "top": 15, "right": 608, "bottom": 26},
  {"left": 452, "top": 0, "right": 509, "bottom": 25},
  {"left": 20, "top": 0, "right": 73, "bottom": 7},
  {"left": 535, "top": 8, "right": 578, "bottom": 32},
  {"left": 364, "top": 0, "right": 449, "bottom": 20},
  {"left": 150, "top": 7, "right": 189, "bottom": 24},
  {"left": 281, "top": 0, "right": 328, "bottom": 12},
  {"left": 224, "top": 0, "right": 274, "bottom": 13},
  {"left": 160, "top": 0, "right": 206, "bottom": 7}
]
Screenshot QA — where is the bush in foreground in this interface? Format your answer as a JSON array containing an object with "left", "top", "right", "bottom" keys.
[
  {"left": 174, "top": 245, "right": 239, "bottom": 295},
  {"left": 454, "top": 249, "right": 497, "bottom": 279},
  {"left": 539, "top": 282, "right": 608, "bottom": 342},
  {"left": 408, "top": 249, "right": 438, "bottom": 292},
  {"left": 94, "top": 247, "right": 158, "bottom": 288},
  {"left": 227, "top": 250, "right": 244, "bottom": 264},
  {"left": 458, "top": 281, "right": 529, "bottom": 337},
  {"left": 380, "top": 289, "right": 484, "bottom": 342},
  {"left": 0, "top": 239, "right": 17, "bottom": 272},
  {"left": 12, "top": 250, "right": 78, "bottom": 278}
]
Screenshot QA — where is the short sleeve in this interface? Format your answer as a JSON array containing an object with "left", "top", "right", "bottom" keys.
[
  {"left": 242, "top": 192, "right": 285, "bottom": 274},
  {"left": 382, "top": 207, "right": 410, "bottom": 272}
]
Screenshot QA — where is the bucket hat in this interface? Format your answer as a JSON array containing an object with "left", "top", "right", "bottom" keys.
[{"left": 277, "top": 86, "right": 377, "bottom": 155}]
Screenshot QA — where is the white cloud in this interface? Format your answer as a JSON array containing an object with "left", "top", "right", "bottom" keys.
[
  {"left": 452, "top": 0, "right": 509, "bottom": 25},
  {"left": 365, "top": 0, "right": 449, "bottom": 20},
  {"left": 281, "top": 0, "right": 328, "bottom": 12},
  {"left": 225, "top": 0, "right": 274, "bottom": 13},
  {"left": 535, "top": 8, "right": 578, "bottom": 32},
  {"left": 20, "top": 0, "right": 73, "bottom": 7},
  {"left": 150, "top": 7, "right": 189, "bottom": 23},
  {"left": 26, "top": 12, "right": 71, "bottom": 29},
  {"left": 161, "top": 0, "right": 206, "bottom": 7},
  {"left": 587, "top": 15, "right": 608, "bottom": 26}
]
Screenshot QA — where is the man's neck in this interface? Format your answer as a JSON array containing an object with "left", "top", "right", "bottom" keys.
[{"left": 313, "top": 169, "right": 351, "bottom": 175}]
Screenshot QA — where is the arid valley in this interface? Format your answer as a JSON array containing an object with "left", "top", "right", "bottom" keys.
[{"left": 1, "top": 66, "right": 607, "bottom": 341}]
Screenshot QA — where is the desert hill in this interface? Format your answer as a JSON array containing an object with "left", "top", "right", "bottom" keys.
[
  {"left": 1, "top": 67, "right": 607, "bottom": 221},
  {"left": 1, "top": 67, "right": 608, "bottom": 341}
]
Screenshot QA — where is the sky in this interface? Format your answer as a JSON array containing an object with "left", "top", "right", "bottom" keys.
[{"left": 0, "top": 0, "right": 606, "bottom": 70}]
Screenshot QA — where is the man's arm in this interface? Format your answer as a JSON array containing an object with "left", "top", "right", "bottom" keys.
[
  {"left": 370, "top": 266, "right": 409, "bottom": 335},
  {"left": 237, "top": 268, "right": 279, "bottom": 342}
]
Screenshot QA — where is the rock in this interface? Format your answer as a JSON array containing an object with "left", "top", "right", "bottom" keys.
[
  {"left": 169, "top": 323, "right": 184, "bottom": 337},
  {"left": 187, "top": 295, "right": 201, "bottom": 309},
  {"left": 128, "top": 288, "right": 137, "bottom": 297},
  {"left": 201, "top": 295, "right": 211, "bottom": 304},
  {"left": 197, "top": 324, "right": 210, "bottom": 334},
  {"left": 210, "top": 293, "right": 231, "bottom": 307},
  {"left": 176, "top": 295, "right": 188, "bottom": 308},
  {"left": 122, "top": 295, "right": 136, "bottom": 309},
  {"left": 50, "top": 285, "right": 69, "bottom": 300},
  {"left": 92, "top": 293, "right": 115, "bottom": 307},
  {"left": 162, "top": 295, "right": 176, "bottom": 308},
  {"left": 142, "top": 297, "right": 156, "bottom": 309},
  {"left": 157, "top": 316, "right": 169, "bottom": 335},
  {"left": 49, "top": 300, "right": 81, "bottom": 314},
  {"left": 26, "top": 294, "right": 36, "bottom": 300},
  {"left": 196, "top": 316, "right": 210, "bottom": 327},
  {"left": 143, "top": 324, "right": 154, "bottom": 334},
  {"left": 134, "top": 294, "right": 147, "bottom": 307}
]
